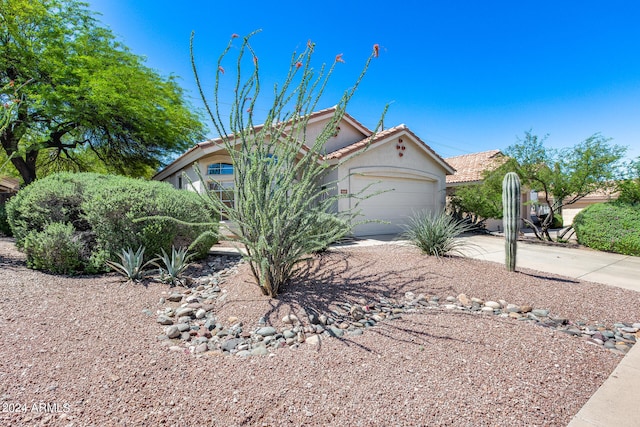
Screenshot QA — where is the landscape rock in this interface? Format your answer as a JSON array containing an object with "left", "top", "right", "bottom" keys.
[
  {"left": 175, "top": 307, "right": 195, "bottom": 318},
  {"left": 154, "top": 254, "right": 638, "bottom": 358},
  {"left": 166, "top": 293, "right": 183, "bottom": 302},
  {"left": 350, "top": 306, "right": 365, "bottom": 321},
  {"left": 165, "top": 325, "right": 180, "bottom": 339},
  {"left": 532, "top": 309, "right": 550, "bottom": 317},
  {"left": 251, "top": 346, "right": 269, "bottom": 356},
  {"left": 457, "top": 294, "right": 470, "bottom": 306},
  {"left": 306, "top": 335, "right": 322, "bottom": 346},
  {"left": 222, "top": 338, "right": 243, "bottom": 352},
  {"left": 282, "top": 314, "right": 299, "bottom": 324},
  {"left": 156, "top": 315, "right": 173, "bottom": 325},
  {"left": 256, "top": 327, "right": 277, "bottom": 337}
]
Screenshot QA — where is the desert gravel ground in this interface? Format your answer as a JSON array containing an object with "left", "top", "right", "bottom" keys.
[{"left": 1, "top": 237, "right": 639, "bottom": 426}]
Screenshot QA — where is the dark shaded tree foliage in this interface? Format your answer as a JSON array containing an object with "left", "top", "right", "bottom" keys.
[{"left": 0, "top": 0, "right": 204, "bottom": 183}]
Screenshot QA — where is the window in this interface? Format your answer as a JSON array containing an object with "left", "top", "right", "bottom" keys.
[
  {"left": 209, "top": 181, "right": 234, "bottom": 210},
  {"left": 177, "top": 176, "right": 182, "bottom": 189},
  {"left": 207, "top": 163, "right": 233, "bottom": 175}
]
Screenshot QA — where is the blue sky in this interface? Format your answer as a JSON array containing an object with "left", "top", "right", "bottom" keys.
[{"left": 87, "top": 0, "right": 640, "bottom": 161}]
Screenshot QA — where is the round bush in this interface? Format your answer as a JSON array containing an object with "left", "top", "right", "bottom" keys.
[
  {"left": 23, "top": 222, "right": 84, "bottom": 274},
  {"left": 6, "top": 172, "right": 218, "bottom": 273},
  {"left": 573, "top": 203, "right": 640, "bottom": 256},
  {"left": 6, "top": 172, "right": 93, "bottom": 246}
]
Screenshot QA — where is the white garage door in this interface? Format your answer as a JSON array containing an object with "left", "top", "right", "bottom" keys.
[{"left": 350, "top": 173, "right": 436, "bottom": 236}]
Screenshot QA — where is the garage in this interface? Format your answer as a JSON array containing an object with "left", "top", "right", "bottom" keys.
[{"left": 349, "top": 171, "right": 437, "bottom": 236}]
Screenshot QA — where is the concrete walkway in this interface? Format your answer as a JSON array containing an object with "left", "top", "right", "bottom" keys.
[{"left": 352, "top": 233, "right": 640, "bottom": 427}]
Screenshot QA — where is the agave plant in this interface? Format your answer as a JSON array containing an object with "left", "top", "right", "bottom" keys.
[
  {"left": 105, "top": 246, "right": 157, "bottom": 281},
  {"left": 154, "top": 246, "right": 193, "bottom": 286},
  {"left": 401, "top": 211, "right": 477, "bottom": 258}
]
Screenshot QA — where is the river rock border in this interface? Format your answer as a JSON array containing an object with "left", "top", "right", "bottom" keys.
[{"left": 151, "top": 255, "right": 639, "bottom": 358}]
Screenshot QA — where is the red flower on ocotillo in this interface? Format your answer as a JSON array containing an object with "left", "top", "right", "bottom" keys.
[
  {"left": 335, "top": 53, "right": 345, "bottom": 63},
  {"left": 373, "top": 44, "right": 379, "bottom": 58}
]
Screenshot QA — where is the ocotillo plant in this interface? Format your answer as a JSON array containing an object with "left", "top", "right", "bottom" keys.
[
  {"left": 190, "top": 32, "right": 386, "bottom": 297},
  {"left": 502, "top": 172, "right": 521, "bottom": 271}
]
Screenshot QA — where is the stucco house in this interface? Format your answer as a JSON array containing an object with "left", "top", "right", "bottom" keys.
[
  {"left": 444, "top": 149, "right": 505, "bottom": 197},
  {"left": 154, "top": 107, "right": 455, "bottom": 236}
]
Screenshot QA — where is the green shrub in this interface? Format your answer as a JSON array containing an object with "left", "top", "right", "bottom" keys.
[
  {"left": 401, "top": 210, "right": 476, "bottom": 258},
  {"left": 81, "top": 175, "right": 217, "bottom": 271},
  {"left": 539, "top": 213, "right": 563, "bottom": 229},
  {"left": 0, "top": 203, "right": 11, "bottom": 236},
  {"left": 6, "top": 172, "right": 93, "bottom": 247},
  {"left": 617, "top": 179, "right": 640, "bottom": 205},
  {"left": 6, "top": 172, "right": 218, "bottom": 273},
  {"left": 573, "top": 203, "right": 640, "bottom": 256},
  {"left": 23, "top": 222, "right": 83, "bottom": 274}
]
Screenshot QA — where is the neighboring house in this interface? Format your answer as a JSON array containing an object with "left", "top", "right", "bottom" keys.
[
  {"left": 0, "top": 176, "right": 19, "bottom": 204},
  {"left": 444, "top": 149, "right": 505, "bottom": 197},
  {"left": 444, "top": 150, "right": 528, "bottom": 231},
  {"left": 533, "top": 188, "right": 619, "bottom": 226},
  {"left": 154, "top": 107, "right": 455, "bottom": 236}
]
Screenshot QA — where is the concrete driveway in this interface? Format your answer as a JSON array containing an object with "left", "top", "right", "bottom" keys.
[{"left": 456, "top": 233, "right": 640, "bottom": 292}]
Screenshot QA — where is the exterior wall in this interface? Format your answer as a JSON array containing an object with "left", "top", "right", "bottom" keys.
[
  {"left": 320, "top": 167, "right": 340, "bottom": 214},
  {"left": 562, "top": 195, "right": 617, "bottom": 225},
  {"left": 154, "top": 114, "right": 450, "bottom": 237},
  {"left": 309, "top": 118, "right": 368, "bottom": 154},
  {"left": 337, "top": 134, "right": 448, "bottom": 215}
]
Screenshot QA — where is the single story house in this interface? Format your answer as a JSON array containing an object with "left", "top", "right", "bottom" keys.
[
  {"left": 444, "top": 149, "right": 505, "bottom": 197},
  {"left": 154, "top": 107, "right": 455, "bottom": 236}
]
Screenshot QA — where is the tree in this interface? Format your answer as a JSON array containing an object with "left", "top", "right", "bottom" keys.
[
  {"left": 506, "top": 131, "right": 626, "bottom": 241},
  {"left": 448, "top": 160, "right": 513, "bottom": 227},
  {"left": 616, "top": 157, "right": 640, "bottom": 205},
  {"left": 190, "top": 31, "right": 385, "bottom": 297},
  {"left": 0, "top": 0, "right": 204, "bottom": 184}
]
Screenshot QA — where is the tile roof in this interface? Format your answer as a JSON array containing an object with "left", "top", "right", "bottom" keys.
[
  {"left": 325, "top": 125, "right": 454, "bottom": 174},
  {"left": 325, "top": 125, "right": 407, "bottom": 159},
  {"left": 154, "top": 106, "right": 371, "bottom": 179},
  {"left": 445, "top": 149, "right": 505, "bottom": 184}
]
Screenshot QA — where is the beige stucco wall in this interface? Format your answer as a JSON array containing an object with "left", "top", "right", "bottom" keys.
[
  {"left": 310, "top": 118, "right": 367, "bottom": 154},
  {"left": 336, "top": 133, "right": 447, "bottom": 214}
]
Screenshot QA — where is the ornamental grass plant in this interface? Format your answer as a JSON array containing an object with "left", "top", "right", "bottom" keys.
[{"left": 402, "top": 211, "right": 476, "bottom": 258}]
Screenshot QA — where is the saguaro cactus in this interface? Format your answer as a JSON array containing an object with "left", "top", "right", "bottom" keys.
[{"left": 502, "top": 172, "right": 521, "bottom": 272}]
